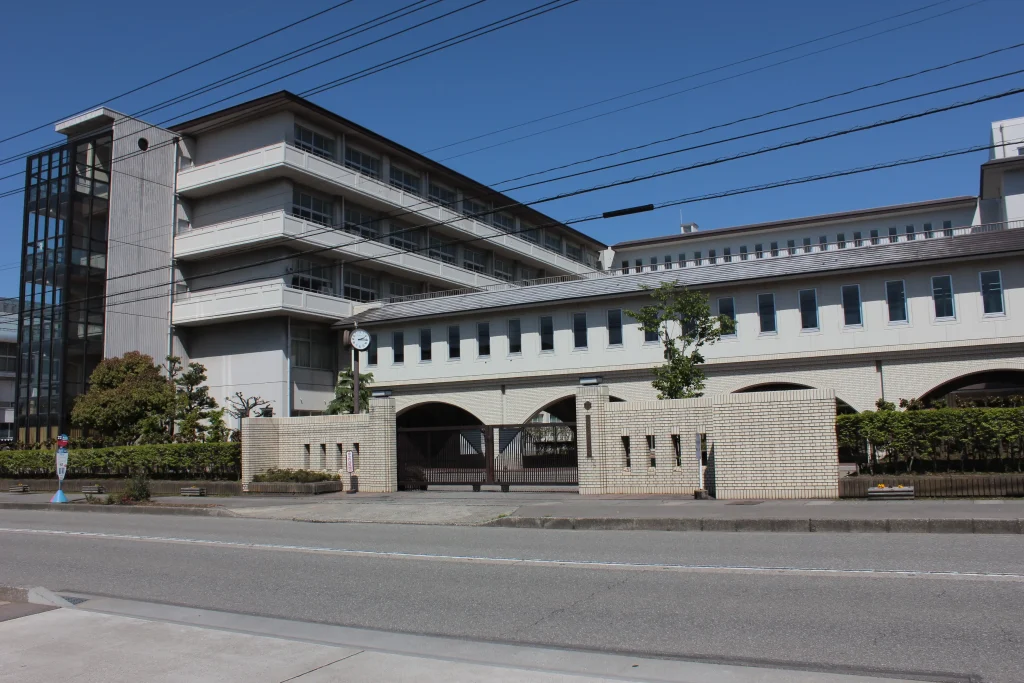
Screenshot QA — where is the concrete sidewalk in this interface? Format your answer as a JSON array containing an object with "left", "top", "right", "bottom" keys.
[
  {"left": 2, "top": 489, "right": 1023, "bottom": 532},
  {"left": 0, "top": 591, "right": 931, "bottom": 682}
]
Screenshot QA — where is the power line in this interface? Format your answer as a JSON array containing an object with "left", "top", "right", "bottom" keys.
[
  {"left": 437, "top": 0, "right": 989, "bottom": 161},
  {"left": 0, "top": 0, "right": 361, "bottom": 147}
]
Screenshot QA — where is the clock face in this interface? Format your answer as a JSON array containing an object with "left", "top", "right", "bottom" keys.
[{"left": 350, "top": 328, "right": 371, "bottom": 351}]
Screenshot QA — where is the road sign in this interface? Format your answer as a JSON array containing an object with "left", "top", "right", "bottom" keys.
[
  {"left": 56, "top": 448, "right": 69, "bottom": 482},
  {"left": 51, "top": 435, "right": 70, "bottom": 503}
]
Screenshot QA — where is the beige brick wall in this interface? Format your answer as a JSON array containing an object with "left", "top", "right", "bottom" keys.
[
  {"left": 241, "top": 397, "right": 397, "bottom": 492},
  {"left": 578, "top": 387, "right": 838, "bottom": 498}
]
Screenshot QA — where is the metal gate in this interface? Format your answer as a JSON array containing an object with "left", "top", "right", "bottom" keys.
[{"left": 397, "top": 422, "right": 578, "bottom": 489}]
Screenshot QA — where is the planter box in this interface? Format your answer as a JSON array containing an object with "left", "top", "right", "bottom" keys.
[
  {"left": 841, "top": 474, "right": 1024, "bottom": 498},
  {"left": 243, "top": 480, "right": 342, "bottom": 495},
  {"left": 0, "top": 479, "right": 241, "bottom": 496}
]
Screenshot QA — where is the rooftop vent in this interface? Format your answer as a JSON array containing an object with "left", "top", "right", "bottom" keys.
[{"left": 680, "top": 222, "right": 699, "bottom": 234}]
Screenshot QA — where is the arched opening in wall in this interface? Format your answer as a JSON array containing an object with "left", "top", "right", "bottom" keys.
[
  {"left": 734, "top": 383, "right": 857, "bottom": 415},
  {"left": 919, "top": 370, "right": 1024, "bottom": 407},
  {"left": 524, "top": 394, "right": 627, "bottom": 425},
  {"left": 397, "top": 402, "right": 483, "bottom": 429},
  {"left": 396, "top": 402, "right": 486, "bottom": 490}
]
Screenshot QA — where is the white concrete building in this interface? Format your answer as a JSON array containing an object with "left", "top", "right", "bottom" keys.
[
  {"left": 13, "top": 91, "right": 1024, "bottom": 449},
  {"left": 0, "top": 299, "right": 15, "bottom": 441}
]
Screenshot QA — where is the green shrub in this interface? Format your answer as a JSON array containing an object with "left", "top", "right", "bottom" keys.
[
  {"left": 252, "top": 468, "right": 339, "bottom": 483},
  {"left": 0, "top": 442, "right": 240, "bottom": 480}
]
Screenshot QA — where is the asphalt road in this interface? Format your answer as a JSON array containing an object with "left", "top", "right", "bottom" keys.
[{"left": 1, "top": 510, "right": 1022, "bottom": 682}]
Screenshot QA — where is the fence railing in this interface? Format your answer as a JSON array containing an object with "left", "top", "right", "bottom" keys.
[{"left": 839, "top": 473, "right": 1024, "bottom": 498}]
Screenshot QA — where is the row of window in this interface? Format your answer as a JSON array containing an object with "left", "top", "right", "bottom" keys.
[
  {"left": 363, "top": 269, "right": 1007, "bottom": 365},
  {"left": 620, "top": 221, "right": 957, "bottom": 273},
  {"left": 293, "top": 125, "right": 595, "bottom": 264},
  {"left": 0, "top": 342, "right": 16, "bottom": 373}
]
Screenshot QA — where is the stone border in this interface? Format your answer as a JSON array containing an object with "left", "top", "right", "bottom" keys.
[{"left": 243, "top": 480, "right": 342, "bottom": 495}]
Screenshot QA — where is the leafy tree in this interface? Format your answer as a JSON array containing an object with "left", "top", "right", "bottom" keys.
[
  {"left": 71, "top": 352, "right": 174, "bottom": 445},
  {"left": 625, "top": 282, "right": 735, "bottom": 399},
  {"left": 326, "top": 368, "right": 374, "bottom": 415},
  {"left": 165, "top": 355, "right": 218, "bottom": 442},
  {"left": 205, "top": 408, "right": 230, "bottom": 443}
]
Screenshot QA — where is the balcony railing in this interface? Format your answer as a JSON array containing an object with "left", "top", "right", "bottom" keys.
[{"left": 380, "top": 218, "right": 1024, "bottom": 305}]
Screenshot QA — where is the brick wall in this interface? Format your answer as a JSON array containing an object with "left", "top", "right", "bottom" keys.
[
  {"left": 578, "top": 387, "right": 838, "bottom": 498},
  {"left": 241, "top": 397, "right": 397, "bottom": 492}
]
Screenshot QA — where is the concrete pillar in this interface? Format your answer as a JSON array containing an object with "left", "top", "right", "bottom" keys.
[{"left": 576, "top": 385, "right": 610, "bottom": 495}]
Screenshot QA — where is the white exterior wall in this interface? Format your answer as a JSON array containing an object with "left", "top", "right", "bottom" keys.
[
  {"left": 991, "top": 116, "right": 1024, "bottom": 160},
  {"left": 188, "top": 179, "right": 293, "bottom": 229},
  {"left": 192, "top": 111, "right": 293, "bottom": 166}
]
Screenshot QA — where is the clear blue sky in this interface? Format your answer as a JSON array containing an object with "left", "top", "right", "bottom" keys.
[{"left": 1, "top": 0, "right": 1023, "bottom": 297}]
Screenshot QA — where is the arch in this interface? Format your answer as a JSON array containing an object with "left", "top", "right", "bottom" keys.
[
  {"left": 522, "top": 394, "right": 628, "bottom": 425},
  {"left": 919, "top": 369, "right": 1024, "bottom": 407},
  {"left": 734, "top": 382, "right": 857, "bottom": 414},
  {"left": 397, "top": 401, "right": 484, "bottom": 429}
]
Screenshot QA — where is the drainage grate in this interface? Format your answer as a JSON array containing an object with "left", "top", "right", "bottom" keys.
[{"left": 61, "top": 596, "right": 89, "bottom": 606}]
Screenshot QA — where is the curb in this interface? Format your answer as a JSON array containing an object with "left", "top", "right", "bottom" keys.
[
  {"left": 0, "top": 502, "right": 235, "bottom": 518},
  {"left": 0, "top": 585, "right": 75, "bottom": 607},
  {"left": 484, "top": 516, "right": 1024, "bottom": 534}
]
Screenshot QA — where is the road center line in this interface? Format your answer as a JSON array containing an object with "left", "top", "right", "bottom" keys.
[{"left": 1, "top": 526, "right": 1020, "bottom": 582}]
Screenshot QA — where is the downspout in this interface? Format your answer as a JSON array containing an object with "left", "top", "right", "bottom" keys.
[{"left": 167, "top": 138, "right": 179, "bottom": 365}]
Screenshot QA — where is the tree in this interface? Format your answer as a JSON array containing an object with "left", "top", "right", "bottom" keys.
[
  {"left": 165, "top": 355, "right": 218, "bottom": 442},
  {"left": 326, "top": 368, "right": 374, "bottom": 415},
  {"left": 225, "top": 392, "right": 273, "bottom": 432},
  {"left": 625, "top": 282, "right": 735, "bottom": 399},
  {"left": 71, "top": 352, "right": 174, "bottom": 445}
]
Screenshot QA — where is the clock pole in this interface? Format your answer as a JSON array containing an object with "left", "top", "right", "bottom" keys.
[{"left": 352, "top": 335, "right": 360, "bottom": 415}]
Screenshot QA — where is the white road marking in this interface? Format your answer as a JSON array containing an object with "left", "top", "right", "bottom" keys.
[{"left": 0, "top": 526, "right": 1020, "bottom": 582}]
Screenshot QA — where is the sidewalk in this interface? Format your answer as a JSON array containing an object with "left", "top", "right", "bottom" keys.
[
  {"left": 2, "top": 489, "right": 1023, "bottom": 533},
  {"left": 0, "top": 589, "right": 928, "bottom": 682}
]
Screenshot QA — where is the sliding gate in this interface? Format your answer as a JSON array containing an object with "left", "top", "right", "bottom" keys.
[{"left": 397, "top": 423, "right": 578, "bottom": 489}]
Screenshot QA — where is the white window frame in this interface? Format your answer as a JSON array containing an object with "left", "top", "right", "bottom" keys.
[
  {"left": 979, "top": 270, "right": 1005, "bottom": 317},
  {"left": 463, "top": 247, "right": 487, "bottom": 273},
  {"left": 343, "top": 203, "right": 380, "bottom": 240},
  {"left": 717, "top": 297, "right": 736, "bottom": 338},
  {"left": 572, "top": 312, "right": 588, "bottom": 350},
  {"left": 477, "top": 322, "right": 491, "bottom": 358},
  {"left": 798, "top": 288, "right": 819, "bottom": 332},
  {"left": 291, "top": 259, "right": 334, "bottom": 295},
  {"left": 931, "top": 274, "right": 956, "bottom": 321},
  {"left": 757, "top": 293, "right": 777, "bottom": 335},
  {"left": 392, "top": 331, "right": 405, "bottom": 364},
  {"left": 389, "top": 164, "right": 421, "bottom": 195},
  {"left": 342, "top": 267, "right": 378, "bottom": 303},
  {"left": 841, "top": 284, "right": 863, "bottom": 328},
  {"left": 292, "top": 189, "right": 333, "bottom": 227},
  {"left": 419, "top": 328, "right": 432, "bottom": 363},
  {"left": 539, "top": 315, "right": 555, "bottom": 353},
  {"left": 387, "top": 280, "right": 417, "bottom": 300},
  {"left": 294, "top": 124, "right": 335, "bottom": 161},
  {"left": 493, "top": 212, "right": 515, "bottom": 233},
  {"left": 544, "top": 232, "right": 563, "bottom": 254},
  {"left": 507, "top": 319, "right": 522, "bottom": 355},
  {"left": 884, "top": 279, "right": 909, "bottom": 325},
  {"left": 428, "top": 236, "right": 457, "bottom": 265},
  {"left": 493, "top": 257, "right": 514, "bottom": 282},
  {"left": 343, "top": 145, "right": 381, "bottom": 179},
  {"left": 428, "top": 181, "right": 457, "bottom": 209},
  {"left": 462, "top": 198, "right": 490, "bottom": 222},
  {"left": 606, "top": 309, "right": 623, "bottom": 347},
  {"left": 387, "top": 220, "right": 422, "bottom": 252}
]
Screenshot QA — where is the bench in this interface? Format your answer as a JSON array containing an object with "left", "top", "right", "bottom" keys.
[
  {"left": 81, "top": 485, "right": 104, "bottom": 495},
  {"left": 180, "top": 486, "right": 206, "bottom": 497},
  {"left": 8, "top": 484, "right": 30, "bottom": 493},
  {"left": 867, "top": 486, "right": 914, "bottom": 500}
]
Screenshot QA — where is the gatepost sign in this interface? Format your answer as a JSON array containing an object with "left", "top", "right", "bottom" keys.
[{"left": 51, "top": 434, "right": 70, "bottom": 503}]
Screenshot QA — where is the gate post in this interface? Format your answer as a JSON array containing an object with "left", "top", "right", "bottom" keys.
[{"left": 485, "top": 426, "right": 495, "bottom": 485}]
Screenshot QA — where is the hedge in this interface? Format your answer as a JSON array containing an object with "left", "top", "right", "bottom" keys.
[
  {"left": 838, "top": 407, "right": 1024, "bottom": 474},
  {"left": 0, "top": 442, "right": 241, "bottom": 480}
]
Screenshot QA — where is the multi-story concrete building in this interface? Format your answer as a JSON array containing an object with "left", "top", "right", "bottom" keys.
[
  {"left": 0, "top": 299, "right": 16, "bottom": 441},
  {"left": 13, "top": 91, "right": 1024, "bottom": 450}
]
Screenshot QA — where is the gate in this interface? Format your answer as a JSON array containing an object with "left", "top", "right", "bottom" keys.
[{"left": 397, "top": 422, "right": 578, "bottom": 489}]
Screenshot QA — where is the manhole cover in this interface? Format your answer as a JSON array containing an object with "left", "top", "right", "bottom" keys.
[{"left": 60, "top": 596, "right": 89, "bottom": 605}]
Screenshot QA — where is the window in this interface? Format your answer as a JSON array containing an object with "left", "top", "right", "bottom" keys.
[
  {"left": 520, "top": 222, "right": 539, "bottom": 243},
  {"left": 493, "top": 257, "right": 514, "bottom": 282},
  {"left": 841, "top": 285, "right": 862, "bottom": 326},
  {"left": 544, "top": 233, "right": 563, "bottom": 253},
  {"left": 802, "top": 237, "right": 811, "bottom": 253},
  {"left": 718, "top": 297, "right": 736, "bottom": 335},
  {"left": 0, "top": 342, "right": 16, "bottom": 372},
  {"left": 493, "top": 212, "right": 515, "bottom": 233},
  {"left": 818, "top": 235, "right": 827, "bottom": 251},
  {"left": 757, "top": 293, "right": 776, "bottom": 333},
  {"left": 508, "top": 319, "right": 522, "bottom": 354},
  {"left": 931, "top": 275, "right": 955, "bottom": 318},
  {"left": 462, "top": 198, "right": 489, "bottom": 221},
  {"left": 343, "top": 203, "right": 379, "bottom": 239},
  {"left": 428, "top": 182, "right": 457, "bottom": 208},
  {"left": 693, "top": 250, "right": 702, "bottom": 265},
  {"left": 292, "top": 190, "right": 333, "bottom": 226},
  {"left": 644, "top": 324, "right": 659, "bottom": 343},
  {"left": 540, "top": 316, "right": 554, "bottom": 351},
  {"left": 664, "top": 255, "right": 672, "bottom": 268},
  {"left": 755, "top": 243, "right": 764, "bottom": 258},
  {"left": 620, "top": 260, "right": 629, "bottom": 274},
  {"left": 854, "top": 231, "right": 863, "bottom": 247},
  {"left": 708, "top": 249, "right": 717, "bottom": 263},
  {"left": 870, "top": 229, "right": 879, "bottom": 245},
  {"left": 770, "top": 242, "right": 779, "bottom": 257},
  {"left": 924, "top": 222, "right": 934, "bottom": 238},
  {"left": 572, "top": 312, "right": 588, "bottom": 349},
  {"left": 343, "top": 268, "right": 377, "bottom": 302},
  {"left": 980, "top": 270, "right": 1004, "bottom": 315},
  {"left": 678, "top": 252, "right": 686, "bottom": 266},
  {"left": 367, "top": 334, "right": 378, "bottom": 366},
  {"left": 607, "top": 309, "right": 623, "bottom": 345},
  {"left": 387, "top": 220, "right": 422, "bottom": 252},
  {"left": 389, "top": 165, "right": 421, "bottom": 195},
  {"left": 798, "top": 289, "right": 818, "bottom": 330},
  {"left": 419, "top": 328, "right": 431, "bottom": 361},
  {"left": 943, "top": 220, "right": 954, "bottom": 237},
  {"left": 428, "top": 236, "right": 457, "bottom": 264},
  {"left": 477, "top": 322, "right": 491, "bottom": 357},
  {"left": 567, "top": 244, "right": 584, "bottom": 263},
  {"left": 837, "top": 233, "right": 846, "bottom": 248},
  {"left": 388, "top": 281, "right": 417, "bottom": 299},
  {"left": 888, "top": 227, "right": 898, "bottom": 243},
  {"left": 740, "top": 245, "right": 748, "bottom": 260},
  {"left": 463, "top": 247, "right": 486, "bottom": 273},
  {"left": 634, "top": 259, "right": 643, "bottom": 273},
  {"left": 291, "top": 324, "right": 333, "bottom": 370},
  {"left": 294, "top": 124, "right": 334, "bottom": 160},
  {"left": 787, "top": 239, "right": 796, "bottom": 255},
  {"left": 885, "top": 280, "right": 908, "bottom": 323},
  {"left": 906, "top": 224, "right": 916, "bottom": 241},
  {"left": 292, "top": 259, "right": 333, "bottom": 295},
  {"left": 723, "top": 247, "right": 732, "bottom": 262},
  {"left": 344, "top": 146, "right": 380, "bottom": 178},
  {"left": 650, "top": 256, "right": 658, "bottom": 270},
  {"left": 392, "top": 331, "right": 405, "bottom": 363},
  {"left": 448, "top": 325, "right": 461, "bottom": 359}
]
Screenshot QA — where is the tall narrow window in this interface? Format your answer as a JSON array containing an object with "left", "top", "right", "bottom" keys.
[
  {"left": 540, "top": 316, "right": 554, "bottom": 352},
  {"left": 508, "top": 319, "right": 522, "bottom": 354},
  {"left": 650, "top": 256, "right": 658, "bottom": 270},
  {"left": 664, "top": 255, "right": 672, "bottom": 269},
  {"left": 837, "top": 233, "right": 846, "bottom": 248},
  {"left": 980, "top": 271, "right": 1004, "bottom": 315},
  {"left": 787, "top": 239, "right": 796, "bottom": 255},
  {"left": 798, "top": 289, "right": 818, "bottom": 330},
  {"left": 419, "top": 328, "right": 431, "bottom": 362},
  {"left": 678, "top": 253, "right": 686, "bottom": 267},
  {"left": 854, "top": 231, "right": 863, "bottom": 247},
  {"left": 448, "top": 325, "right": 461, "bottom": 359},
  {"left": 740, "top": 245, "right": 748, "bottom": 260},
  {"left": 818, "top": 235, "right": 827, "bottom": 250},
  {"left": 906, "top": 224, "right": 916, "bottom": 240},
  {"left": 723, "top": 247, "right": 732, "bottom": 262},
  {"left": 607, "top": 309, "right": 623, "bottom": 346},
  {"left": 367, "top": 333, "right": 378, "bottom": 365},
  {"left": 885, "top": 280, "right": 907, "bottom": 323},
  {"left": 620, "top": 260, "right": 629, "bottom": 274},
  {"left": 802, "top": 237, "right": 811, "bottom": 253},
  {"left": 708, "top": 249, "right": 717, "bottom": 263},
  {"left": 755, "top": 243, "right": 764, "bottom": 258},
  {"left": 932, "top": 275, "right": 955, "bottom": 319},
  {"left": 924, "top": 222, "right": 934, "bottom": 238},
  {"left": 644, "top": 325, "right": 659, "bottom": 343},
  {"left": 693, "top": 250, "right": 702, "bottom": 265},
  {"left": 870, "top": 229, "right": 879, "bottom": 245},
  {"left": 572, "top": 312, "right": 588, "bottom": 349},
  {"left": 841, "top": 285, "right": 862, "bottom": 326},
  {"left": 718, "top": 297, "right": 736, "bottom": 335},
  {"left": 888, "top": 227, "right": 898, "bottom": 243},
  {"left": 757, "top": 293, "right": 776, "bottom": 333},
  {"left": 634, "top": 259, "right": 642, "bottom": 274},
  {"left": 477, "top": 322, "right": 491, "bottom": 357},
  {"left": 392, "top": 331, "right": 405, "bottom": 363},
  {"left": 770, "top": 242, "right": 779, "bottom": 257},
  {"left": 942, "top": 220, "right": 954, "bottom": 237}
]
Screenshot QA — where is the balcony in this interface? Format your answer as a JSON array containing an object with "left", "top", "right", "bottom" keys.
[
  {"left": 176, "top": 143, "right": 596, "bottom": 276},
  {"left": 172, "top": 280, "right": 354, "bottom": 327},
  {"left": 175, "top": 211, "right": 507, "bottom": 290}
]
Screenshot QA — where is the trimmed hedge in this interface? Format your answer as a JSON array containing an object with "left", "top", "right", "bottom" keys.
[
  {"left": 252, "top": 468, "right": 339, "bottom": 483},
  {"left": 838, "top": 407, "right": 1024, "bottom": 474},
  {"left": 0, "top": 442, "right": 241, "bottom": 480}
]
